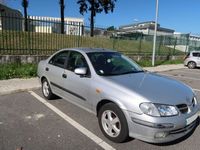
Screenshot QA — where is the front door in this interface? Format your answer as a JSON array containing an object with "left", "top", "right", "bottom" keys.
[{"left": 62, "top": 51, "right": 92, "bottom": 110}]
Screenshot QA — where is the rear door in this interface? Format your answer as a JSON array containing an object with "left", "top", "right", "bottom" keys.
[
  {"left": 192, "top": 52, "right": 200, "bottom": 66},
  {"left": 46, "top": 50, "right": 69, "bottom": 95},
  {"left": 197, "top": 52, "right": 200, "bottom": 66}
]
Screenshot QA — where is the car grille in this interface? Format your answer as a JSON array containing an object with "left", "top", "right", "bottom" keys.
[
  {"left": 176, "top": 104, "right": 188, "bottom": 114},
  {"left": 176, "top": 98, "right": 196, "bottom": 114}
]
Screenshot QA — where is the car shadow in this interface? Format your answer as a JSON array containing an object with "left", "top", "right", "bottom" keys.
[{"left": 51, "top": 95, "right": 62, "bottom": 100}]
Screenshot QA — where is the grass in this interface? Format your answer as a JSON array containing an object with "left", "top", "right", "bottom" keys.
[
  {"left": 0, "top": 63, "right": 37, "bottom": 80},
  {"left": 0, "top": 30, "right": 184, "bottom": 56},
  {"left": 0, "top": 59, "right": 183, "bottom": 80}
]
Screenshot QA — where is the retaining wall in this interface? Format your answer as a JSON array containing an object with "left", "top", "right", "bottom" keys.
[{"left": 0, "top": 55, "right": 184, "bottom": 64}]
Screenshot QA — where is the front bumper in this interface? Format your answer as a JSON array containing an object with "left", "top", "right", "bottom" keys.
[{"left": 125, "top": 108, "right": 199, "bottom": 143}]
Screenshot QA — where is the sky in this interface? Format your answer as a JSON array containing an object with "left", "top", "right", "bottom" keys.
[{"left": 2, "top": 0, "right": 200, "bottom": 35}]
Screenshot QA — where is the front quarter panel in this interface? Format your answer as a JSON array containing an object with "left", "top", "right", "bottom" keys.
[{"left": 91, "top": 76, "right": 144, "bottom": 115}]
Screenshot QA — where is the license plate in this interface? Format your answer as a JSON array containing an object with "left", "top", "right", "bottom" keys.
[{"left": 186, "top": 113, "right": 198, "bottom": 125}]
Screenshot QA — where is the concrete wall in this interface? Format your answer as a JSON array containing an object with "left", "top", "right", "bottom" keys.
[
  {"left": 128, "top": 55, "right": 183, "bottom": 62},
  {"left": 0, "top": 55, "right": 184, "bottom": 64},
  {"left": 0, "top": 55, "right": 49, "bottom": 64}
]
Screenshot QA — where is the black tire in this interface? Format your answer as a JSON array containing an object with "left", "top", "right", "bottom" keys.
[
  {"left": 42, "top": 78, "right": 55, "bottom": 100},
  {"left": 98, "top": 103, "right": 129, "bottom": 143},
  {"left": 188, "top": 61, "right": 196, "bottom": 69}
]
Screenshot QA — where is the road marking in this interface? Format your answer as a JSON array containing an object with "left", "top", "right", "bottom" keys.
[
  {"left": 29, "top": 91, "right": 115, "bottom": 150},
  {"left": 159, "top": 73, "right": 200, "bottom": 81}
]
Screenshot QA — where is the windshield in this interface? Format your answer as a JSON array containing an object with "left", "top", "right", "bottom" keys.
[{"left": 87, "top": 52, "right": 144, "bottom": 76}]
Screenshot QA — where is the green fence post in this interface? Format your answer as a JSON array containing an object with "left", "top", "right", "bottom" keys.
[
  {"left": 78, "top": 22, "right": 81, "bottom": 47},
  {"left": 173, "top": 37, "right": 177, "bottom": 55},
  {"left": 138, "top": 34, "right": 142, "bottom": 54},
  {"left": 185, "top": 33, "right": 190, "bottom": 54},
  {"left": 28, "top": 16, "right": 31, "bottom": 54},
  {"left": 112, "top": 37, "right": 115, "bottom": 49},
  {"left": 158, "top": 36, "right": 163, "bottom": 55}
]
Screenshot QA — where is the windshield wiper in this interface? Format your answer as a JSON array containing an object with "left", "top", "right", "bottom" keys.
[
  {"left": 120, "top": 70, "right": 144, "bottom": 75},
  {"left": 98, "top": 70, "right": 144, "bottom": 76}
]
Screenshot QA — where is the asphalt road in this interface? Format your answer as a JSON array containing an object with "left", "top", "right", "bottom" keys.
[{"left": 0, "top": 68, "right": 200, "bottom": 150}]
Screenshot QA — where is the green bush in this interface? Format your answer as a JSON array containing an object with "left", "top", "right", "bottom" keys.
[
  {"left": 0, "top": 59, "right": 183, "bottom": 80},
  {"left": 137, "top": 59, "right": 183, "bottom": 67},
  {"left": 0, "top": 63, "right": 37, "bottom": 80}
]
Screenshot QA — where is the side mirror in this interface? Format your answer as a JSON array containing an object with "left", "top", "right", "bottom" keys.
[{"left": 74, "top": 67, "right": 87, "bottom": 75}]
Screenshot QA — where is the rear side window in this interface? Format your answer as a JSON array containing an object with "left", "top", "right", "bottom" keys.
[
  {"left": 192, "top": 52, "right": 200, "bottom": 57},
  {"left": 49, "top": 51, "right": 69, "bottom": 68}
]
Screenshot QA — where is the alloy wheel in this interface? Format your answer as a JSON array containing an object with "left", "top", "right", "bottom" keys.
[{"left": 101, "top": 110, "right": 121, "bottom": 137}]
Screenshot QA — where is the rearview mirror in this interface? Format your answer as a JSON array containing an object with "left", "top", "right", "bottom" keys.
[{"left": 74, "top": 67, "right": 87, "bottom": 75}]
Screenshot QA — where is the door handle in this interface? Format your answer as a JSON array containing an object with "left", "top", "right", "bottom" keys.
[
  {"left": 62, "top": 74, "right": 67, "bottom": 78},
  {"left": 45, "top": 67, "right": 49, "bottom": 71}
]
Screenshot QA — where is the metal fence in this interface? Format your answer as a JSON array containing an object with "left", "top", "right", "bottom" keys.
[{"left": 0, "top": 13, "right": 199, "bottom": 56}]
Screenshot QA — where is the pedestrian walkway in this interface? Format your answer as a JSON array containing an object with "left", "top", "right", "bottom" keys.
[
  {"left": 0, "top": 64, "right": 186, "bottom": 96},
  {"left": 0, "top": 78, "right": 40, "bottom": 96}
]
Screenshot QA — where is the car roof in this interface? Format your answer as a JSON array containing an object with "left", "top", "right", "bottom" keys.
[{"left": 61, "top": 47, "right": 117, "bottom": 53}]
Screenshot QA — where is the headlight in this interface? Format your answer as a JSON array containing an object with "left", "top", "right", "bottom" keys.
[
  {"left": 140, "top": 103, "right": 178, "bottom": 117},
  {"left": 139, "top": 103, "right": 160, "bottom": 117},
  {"left": 155, "top": 104, "right": 178, "bottom": 116},
  {"left": 193, "top": 96, "right": 198, "bottom": 105}
]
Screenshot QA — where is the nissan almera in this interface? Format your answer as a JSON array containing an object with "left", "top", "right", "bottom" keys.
[{"left": 37, "top": 48, "right": 199, "bottom": 143}]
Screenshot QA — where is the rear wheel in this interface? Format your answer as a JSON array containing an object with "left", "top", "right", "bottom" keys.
[
  {"left": 188, "top": 61, "right": 196, "bottom": 69},
  {"left": 98, "top": 103, "right": 129, "bottom": 143},
  {"left": 42, "top": 78, "right": 55, "bottom": 100}
]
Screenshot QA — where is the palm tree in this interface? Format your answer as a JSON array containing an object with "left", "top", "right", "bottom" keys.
[
  {"left": 22, "top": 0, "right": 28, "bottom": 31},
  {"left": 59, "top": 0, "right": 65, "bottom": 34},
  {"left": 77, "top": 0, "right": 116, "bottom": 37}
]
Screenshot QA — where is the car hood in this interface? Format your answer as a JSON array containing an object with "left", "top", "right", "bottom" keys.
[{"left": 104, "top": 72, "right": 194, "bottom": 105}]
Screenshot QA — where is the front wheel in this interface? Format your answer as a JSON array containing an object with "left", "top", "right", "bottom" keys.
[
  {"left": 42, "top": 78, "right": 55, "bottom": 100},
  {"left": 188, "top": 61, "right": 196, "bottom": 69},
  {"left": 98, "top": 103, "right": 129, "bottom": 143}
]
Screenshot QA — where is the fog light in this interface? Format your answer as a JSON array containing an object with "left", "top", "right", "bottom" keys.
[{"left": 155, "top": 132, "right": 168, "bottom": 138}]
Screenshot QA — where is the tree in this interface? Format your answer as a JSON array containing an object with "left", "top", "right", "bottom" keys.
[
  {"left": 22, "top": 0, "right": 28, "bottom": 31},
  {"left": 77, "top": 0, "right": 116, "bottom": 37},
  {"left": 59, "top": 0, "right": 65, "bottom": 34},
  {"left": 107, "top": 26, "right": 115, "bottom": 31}
]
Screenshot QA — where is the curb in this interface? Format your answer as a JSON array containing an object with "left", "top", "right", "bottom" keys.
[{"left": 0, "top": 87, "right": 41, "bottom": 96}]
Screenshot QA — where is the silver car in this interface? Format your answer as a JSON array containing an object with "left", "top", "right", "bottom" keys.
[
  {"left": 184, "top": 51, "right": 200, "bottom": 69},
  {"left": 37, "top": 48, "right": 199, "bottom": 143}
]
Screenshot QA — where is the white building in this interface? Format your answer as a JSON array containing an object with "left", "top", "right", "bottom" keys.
[
  {"left": 118, "top": 21, "right": 174, "bottom": 36},
  {"left": 189, "top": 34, "right": 200, "bottom": 42},
  {"left": 29, "top": 16, "right": 84, "bottom": 35}
]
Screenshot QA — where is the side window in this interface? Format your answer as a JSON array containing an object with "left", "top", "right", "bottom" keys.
[
  {"left": 192, "top": 52, "right": 199, "bottom": 57},
  {"left": 49, "top": 51, "right": 69, "bottom": 68},
  {"left": 66, "top": 51, "right": 88, "bottom": 72}
]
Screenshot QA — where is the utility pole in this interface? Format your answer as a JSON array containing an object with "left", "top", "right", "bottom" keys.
[
  {"left": 60, "top": 0, "right": 65, "bottom": 34},
  {"left": 152, "top": 0, "right": 159, "bottom": 66}
]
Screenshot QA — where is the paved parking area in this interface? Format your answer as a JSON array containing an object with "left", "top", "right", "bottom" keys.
[{"left": 0, "top": 68, "right": 200, "bottom": 150}]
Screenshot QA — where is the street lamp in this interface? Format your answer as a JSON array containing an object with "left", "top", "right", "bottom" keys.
[{"left": 152, "top": 0, "right": 159, "bottom": 66}]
